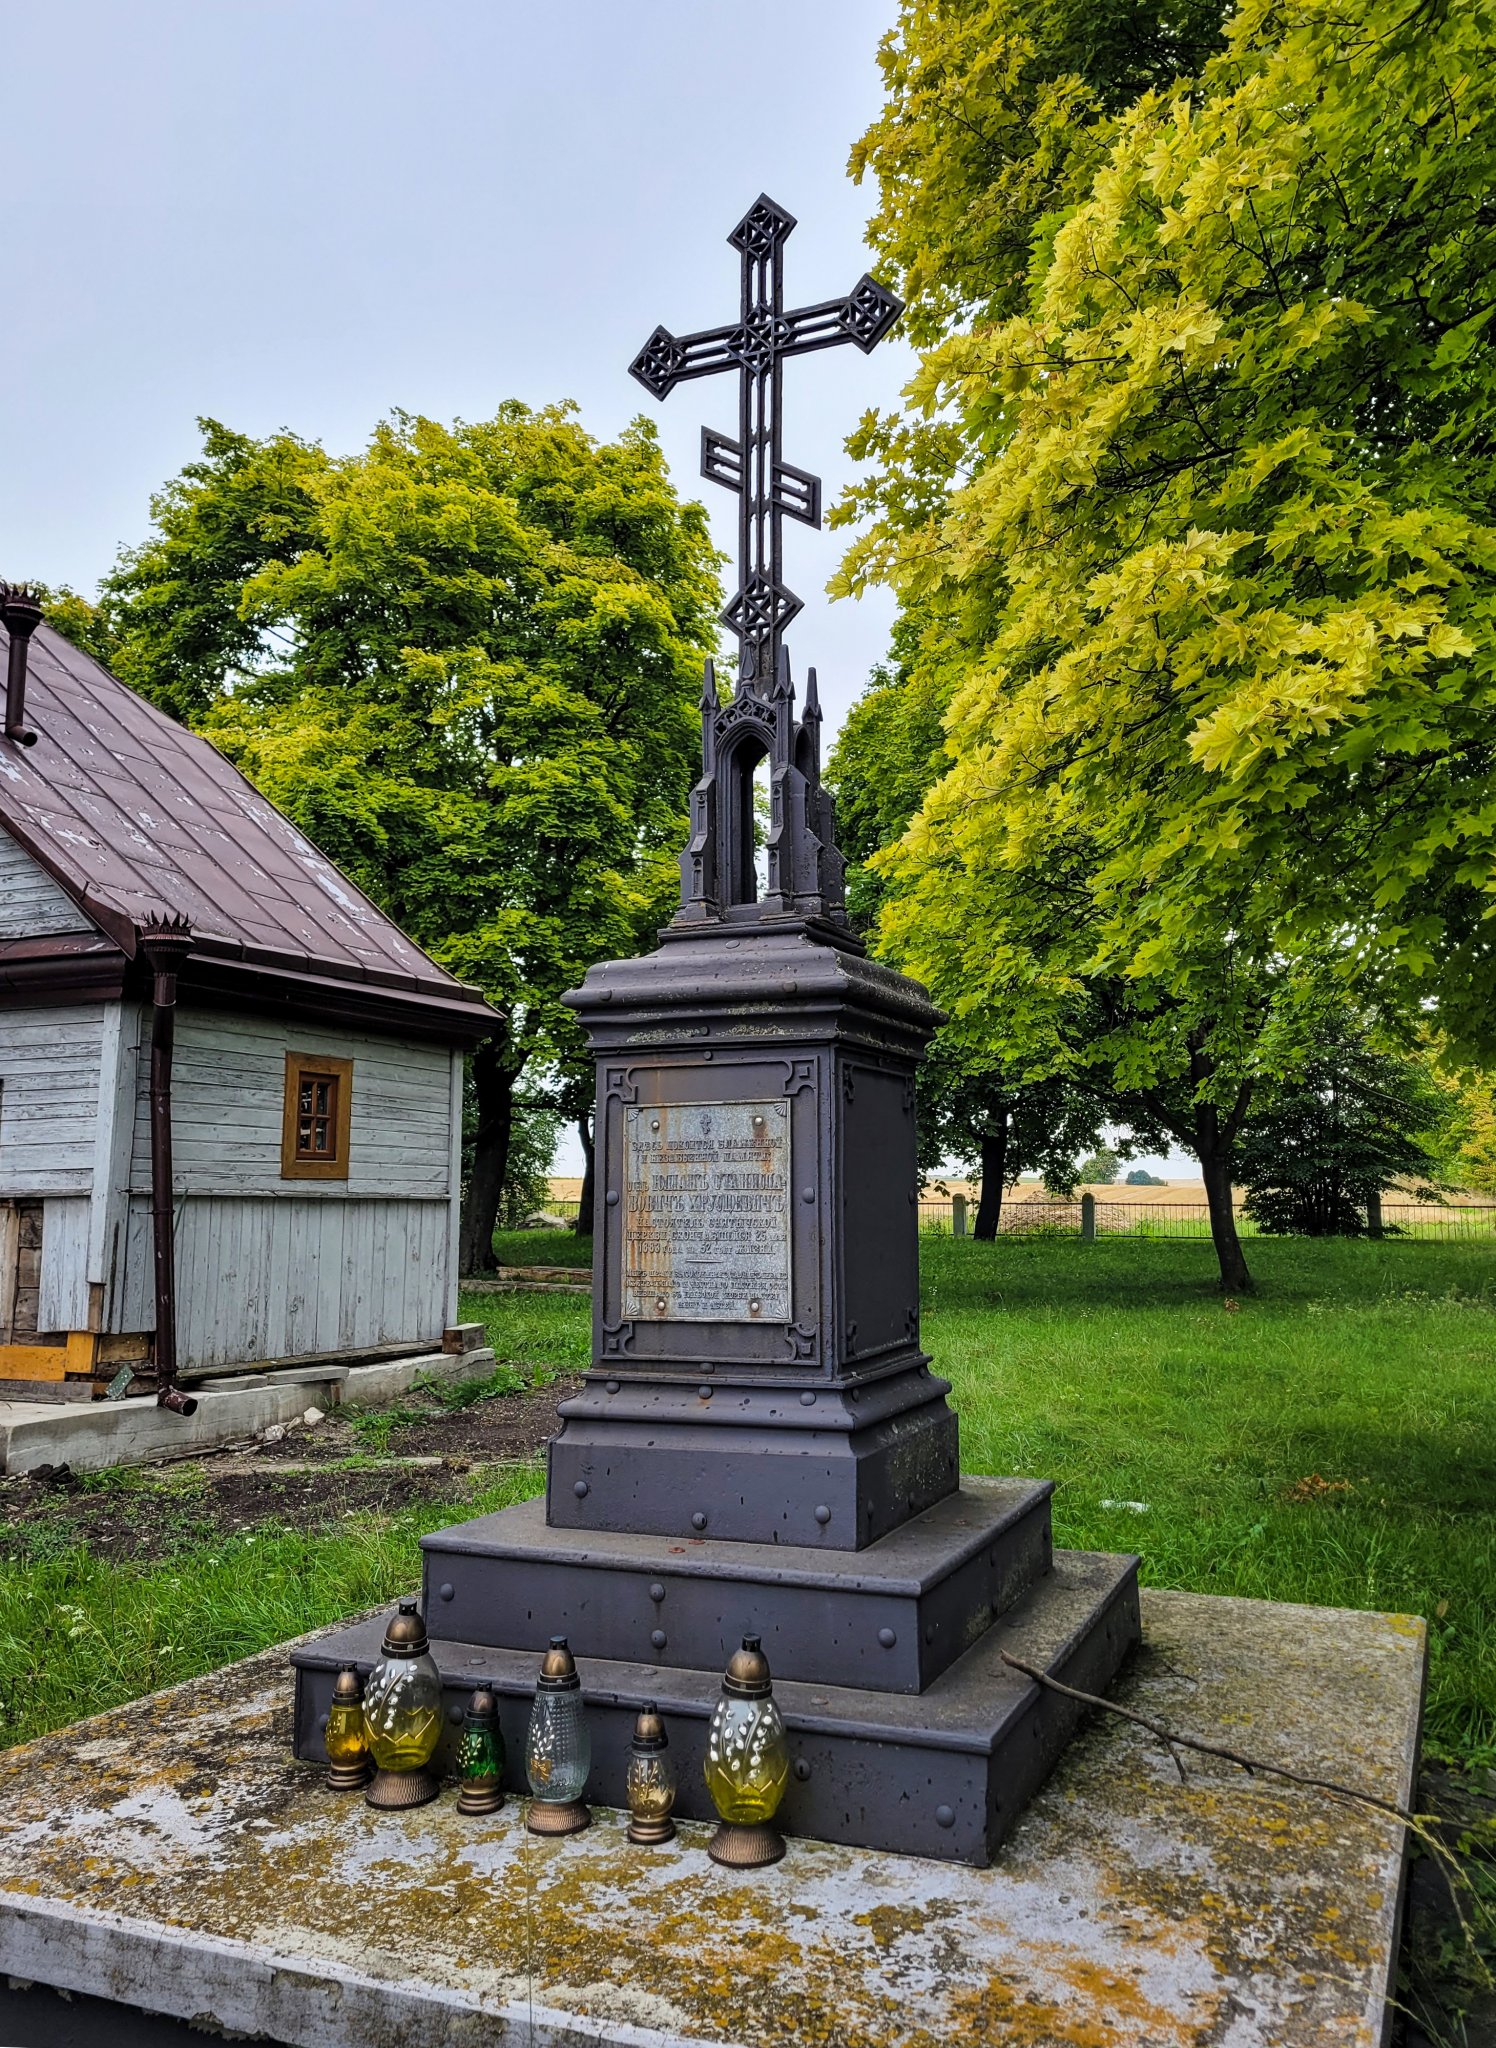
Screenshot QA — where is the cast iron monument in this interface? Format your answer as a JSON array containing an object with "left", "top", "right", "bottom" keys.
[{"left": 293, "top": 198, "right": 1140, "bottom": 1864}]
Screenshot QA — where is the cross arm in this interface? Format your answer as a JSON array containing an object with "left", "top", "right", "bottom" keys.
[
  {"left": 629, "top": 320, "right": 742, "bottom": 401},
  {"left": 629, "top": 275, "right": 903, "bottom": 401},
  {"left": 780, "top": 276, "right": 904, "bottom": 360}
]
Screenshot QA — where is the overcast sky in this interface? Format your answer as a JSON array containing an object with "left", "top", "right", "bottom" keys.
[
  {"left": 1, "top": 0, "right": 911, "bottom": 739},
  {"left": 2, "top": 0, "right": 1193, "bottom": 1180}
]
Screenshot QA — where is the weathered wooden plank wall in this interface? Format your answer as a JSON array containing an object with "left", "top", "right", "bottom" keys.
[
  {"left": 0, "top": 1003, "right": 107, "bottom": 1196},
  {"left": 128, "top": 1010, "right": 452, "bottom": 1197},
  {"left": 37, "top": 1196, "right": 90, "bottom": 1330},
  {"left": 0, "top": 829, "right": 92, "bottom": 937},
  {"left": 0, "top": 993, "right": 460, "bottom": 1362},
  {"left": 109, "top": 1192, "right": 451, "bottom": 1365}
]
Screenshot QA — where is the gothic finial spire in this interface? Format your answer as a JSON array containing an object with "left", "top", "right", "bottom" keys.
[
  {"left": 803, "top": 667, "right": 821, "bottom": 722},
  {"left": 702, "top": 658, "right": 718, "bottom": 709}
]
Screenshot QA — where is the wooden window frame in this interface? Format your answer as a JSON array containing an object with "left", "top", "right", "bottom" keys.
[{"left": 281, "top": 1053, "right": 353, "bottom": 1181}]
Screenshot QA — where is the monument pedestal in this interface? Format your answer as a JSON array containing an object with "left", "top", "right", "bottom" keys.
[{"left": 294, "top": 1481, "right": 1139, "bottom": 1866}]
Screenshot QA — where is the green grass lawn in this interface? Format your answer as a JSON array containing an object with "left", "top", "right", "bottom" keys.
[{"left": 2, "top": 1238, "right": 1492, "bottom": 1774}]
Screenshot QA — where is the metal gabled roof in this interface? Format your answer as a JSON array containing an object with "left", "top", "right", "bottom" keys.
[{"left": 0, "top": 619, "right": 498, "bottom": 1042}]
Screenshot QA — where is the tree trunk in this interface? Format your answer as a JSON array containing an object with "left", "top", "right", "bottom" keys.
[
  {"left": 973, "top": 1117, "right": 1010, "bottom": 1241},
  {"left": 458, "top": 1041, "right": 516, "bottom": 1276},
  {"left": 1195, "top": 1110, "right": 1253, "bottom": 1294},
  {"left": 573, "top": 1112, "right": 595, "bottom": 1237}
]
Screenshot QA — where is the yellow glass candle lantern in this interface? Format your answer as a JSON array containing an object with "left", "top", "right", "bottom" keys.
[
  {"left": 525, "top": 1637, "right": 592, "bottom": 1836},
  {"left": 704, "top": 1635, "right": 790, "bottom": 1867},
  {"left": 625, "top": 1703, "right": 677, "bottom": 1845},
  {"left": 324, "top": 1663, "right": 372, "bottom": 1792},
  {"left": 362, "top": 1601, "right": 443, "bottom": 1810}
]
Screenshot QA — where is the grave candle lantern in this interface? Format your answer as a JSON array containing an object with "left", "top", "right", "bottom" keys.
[
  {"left": 455, "top": 1685, "right": 505, "bottom": 1816},
  {"left": 525, "top": 1637, "right": 591, "bottom": 1835},
  {"left": 362, "top": 1601, "right": 443, "bottom": 1809},
  {"left": 704, "top": 1636, "right": 790, "bottom": 1868},
  {"left": 625, "top": 1702, "right": 677, "bottom": 1845},
  {"left": 323, "top": 1663, "right": 372, "bottom": 1792}
]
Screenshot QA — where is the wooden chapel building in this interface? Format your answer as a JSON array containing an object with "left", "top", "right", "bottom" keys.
[{"left": 0, "top": 591, "right": 498, "bottom": 1398}]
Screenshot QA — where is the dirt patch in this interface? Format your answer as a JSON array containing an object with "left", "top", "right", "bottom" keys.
[
  {"left": 0, "top": 1373, "right": 582, "bottom": 1567},
  {"left": 266, "top": 1373, "right": 582, "bottom": 1467}
]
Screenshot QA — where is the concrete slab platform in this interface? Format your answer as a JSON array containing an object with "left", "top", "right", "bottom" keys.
[
  {"left": 0, "top": 1347, "right": 497, "bottom": 1473},
  {"left": 0, "top": 1588, "right": 1423, "bottom": 2046}
]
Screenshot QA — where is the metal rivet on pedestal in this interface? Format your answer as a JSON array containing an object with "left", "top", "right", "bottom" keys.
[
  {"left": 606, "top": 1190, "right": 620, "bottom": 1206},
  {"left": 439, "top": 1582, "right": 455, "bottom": 1602},
  {"left": 448, "top": 1704, "right": 464, "bottom": 1726},
  {"left": 317, "top": 1712, "right": 329, "bottom": 1732},
  {"left": 752, "top": 1115, "right": 764, "bottom": 1128},
  {"left": 691, "top": 1511, "right": 708, "bottom": 1531},
  {"left": 794, "top": 1759, "right": 812, "bottom": 1782},
  {"left": 878, "top": 1627, "right": 897, "bottom": 1649},
  {"left": 801, "top": 1187, "right": 815, "bottom": 1203},
  {"left": 698, "top": 1385, "right": 713, "bottom": 1400},
  {"left": 651, "top": 1629, "right": 667, "bottom": 1650},
  {"left": 574, "top": 1480, "right": 590, "bottom": 1499},
  {"left": 703, "top": 1050, "right": 714, "bottom": 1060},
  {"left": 649, "top": 1582, "right": 666, "bottom": 1602},
  {"left": 800, "top": 1391, "right": 816, "bottom": 1407},
  {"left": 655, "top": 1296, "right": 667, "bottom": 1311},
  {"left": 925, "top": 1624, "right": 935, "bottom": 1643},
  {"left": 814, "top": 1505, "right": 831, "bottom": 1525},
  {"left": 606, "top": 1379, "right": 621, "bottom": 1394},
  {"left": 935, "top": 1804, "right": 956, "bottom": 1829},
  {"left": 749, "top": 1299, "right": 762, "bottom": 1314}
]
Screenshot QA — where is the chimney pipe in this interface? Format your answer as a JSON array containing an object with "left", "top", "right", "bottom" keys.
[{"left": 0, "top": 584, "right": 42, "bottom": 747}]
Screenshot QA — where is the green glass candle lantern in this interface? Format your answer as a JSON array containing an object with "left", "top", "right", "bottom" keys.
[
  {"left": 362, "top": 1601, "right": 443, "bottom": 1810},
  {"left": 525, "top": 1637, "right": 591, "bottom": 1836},
  {"left": 455, "top": 1685, "right": 505, "bottom": 1816},
  {"left": 704, "top": 1636, "right": 790, "bottom": 1868},
  {"left": 625, "top": 1703, "right": 677, "bottom": 1845},
  {"left": 324, "top": 1663, "right": 372, "bottom": 1792}
]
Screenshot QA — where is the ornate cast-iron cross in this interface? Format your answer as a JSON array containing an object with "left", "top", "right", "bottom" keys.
[{"left": 630, "top": 195, "right": 902, "bottom": 691}]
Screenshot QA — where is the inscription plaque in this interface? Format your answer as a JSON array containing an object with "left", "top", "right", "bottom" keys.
[{"left": 622, "top": 1099, "right": 791, "bottom": 1322}]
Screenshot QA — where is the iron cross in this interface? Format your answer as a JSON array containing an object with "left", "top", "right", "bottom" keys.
[{"left": 629, "top": 195, "right": 902, "bottom": 690}]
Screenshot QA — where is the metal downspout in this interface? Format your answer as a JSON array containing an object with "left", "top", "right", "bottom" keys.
[{"left": 139, "top": 920, "right": 197, "bottom": 1417}]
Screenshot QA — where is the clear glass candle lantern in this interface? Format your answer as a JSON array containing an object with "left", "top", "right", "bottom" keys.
[
  {"left": 704, "top": 1635, "right": 790, "bottom": 1867},
  {"left": 525, "top": 1636, "right": 591, "bottom": 1836},
  {"left": 324, "top": 1663, "right": 372, "bottom": 1792},
  {"left": 455, "top": 1685, "right": 505, "bottom": 1816},
  {"left": 625, "top": 1702, "right": 677, "bottom": 1845},
  {"left": 362, "top": 1600, "right": 444, "bottom": 1810}
]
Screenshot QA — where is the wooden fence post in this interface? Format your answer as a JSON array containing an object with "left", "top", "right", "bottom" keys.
[
  {"left": 1081, "top": 1193, "right": 1096, "bottom": 1243},
  {"left": 952, "top": 1194, "right": 968, "bottom": 1238},
  {"left": 1367, "top": 1191, "right": 1384, "bottom": 1241}
]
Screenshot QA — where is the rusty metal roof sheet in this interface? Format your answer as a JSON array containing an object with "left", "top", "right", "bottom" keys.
[{"left": 0, "top": 620, "right": 497, "bottom": 1035}]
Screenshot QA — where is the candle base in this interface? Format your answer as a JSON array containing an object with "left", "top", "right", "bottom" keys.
[
  {"left": 325, "top": 1758, "right": 372, "bottom": 1793},
  {"left": 707, "top": 1820, "right": 785, "bottom": 1869},
  {"left": 364, "top": 1766, "right": 440, "bottom": 1810},
  {"left": 455, "top": 1779, "right": 504, "bottom": 1816},
  {"left": 626, "top": 1813, "right": 677, "bottom": 1845},
  {"left": 526, "top": 1797, "right": 591, "bottom": 1836}
]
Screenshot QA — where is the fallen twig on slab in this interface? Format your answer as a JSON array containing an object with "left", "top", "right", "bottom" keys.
[{"left": 1000, "top": 1648, "right": 1488, "bottom": 1971}]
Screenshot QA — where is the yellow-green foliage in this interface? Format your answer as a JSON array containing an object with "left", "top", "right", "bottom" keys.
[{"left": 840, "top": 0, "right": 1496, "bottom": 1064}]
